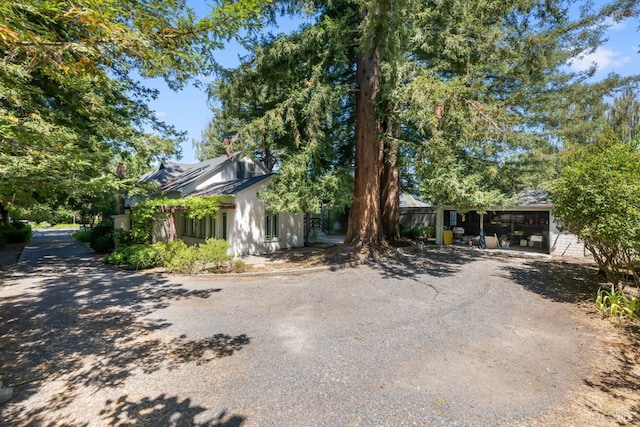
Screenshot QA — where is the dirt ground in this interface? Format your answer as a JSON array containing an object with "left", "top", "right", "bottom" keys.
[{"left": 2, "top": 239, "right": 639, "bottom": 425}]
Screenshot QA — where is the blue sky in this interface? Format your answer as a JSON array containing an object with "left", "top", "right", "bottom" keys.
[{"left": 146, "top": 5, "right": 640, "bottom": 164}]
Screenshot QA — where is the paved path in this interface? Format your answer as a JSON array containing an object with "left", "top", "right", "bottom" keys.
[{"left": 0, "top": 230, "right": 602, "bottom": 426}]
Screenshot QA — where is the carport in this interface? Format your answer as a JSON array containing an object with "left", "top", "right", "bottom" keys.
[{"left": 434, "top": 190, "right": 555, "bottom": 254}]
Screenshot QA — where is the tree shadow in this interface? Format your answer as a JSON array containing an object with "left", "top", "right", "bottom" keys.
[
  {"left": 583, "top": 323, "right": 640, "bottom": 424},
  {"left": 370, "top": 247, "right": 482, "bottom": 280},
  {"left": 503, "top": 257, "right": 640, "bottom": 423},
  {"left": 99, "top": 394, "right": 246, "bottom": 426},
  {"left": 501, "top": 259, "right": 606, "bottom": 304},
  {"left": 0, "top": 242, "right": 249, "bottom": 425}
]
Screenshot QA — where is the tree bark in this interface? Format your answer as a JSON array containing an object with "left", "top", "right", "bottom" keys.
[
  {"left": 380, "top": 138, "right": 400, "bottom": 241},
  {"left": 345, "top": 51, "right": 383, "bottom": 248}
]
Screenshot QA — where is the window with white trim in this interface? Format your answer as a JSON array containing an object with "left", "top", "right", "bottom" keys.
[
  {"left": 265, "top": 214, "right": 279, "bottom": 241},
  {"left": 183, "top": 214, "right": 216, "bottom": 239}
]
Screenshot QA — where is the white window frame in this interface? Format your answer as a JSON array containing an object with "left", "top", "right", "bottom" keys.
[{"left": 265, "top": 213, "right": 279, "bottom": 241}]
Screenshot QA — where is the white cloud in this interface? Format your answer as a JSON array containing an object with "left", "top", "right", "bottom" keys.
[
  {"left": 603, "top": 17, "right": 627, "bottom": 31},
  {"left": 155, "top": 111, "right": 168, "bottom": 118},
  {"left": 569, "top": 47, "right": 632, "bottom": 72}
]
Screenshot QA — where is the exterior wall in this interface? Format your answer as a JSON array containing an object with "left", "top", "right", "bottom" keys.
[
  {"left": 228, "top": 180, "right": 303, "bottom": 256},
  {"left": 549, "top": 212, "right": 593, "bottom": 259},
  {"left": 183, "top": 157, "right": 267, "bottom": 195},
  {"left": 112, "top": 214, "right": 131, "bottom": 231},
  {"left": 400, "top": 208, "right": 436, "bottom": 228}
]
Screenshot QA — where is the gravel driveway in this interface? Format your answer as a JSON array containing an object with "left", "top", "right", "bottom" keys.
[{"left": 0, "top": 231, "right": 606, "bottom": 426}]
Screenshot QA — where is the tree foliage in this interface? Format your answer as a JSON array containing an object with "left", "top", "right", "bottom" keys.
[
  {"left": 196, "top": 0, "right": 639, "bottom": 250},
  {"left": 549, "top": 133, "right": 640, "bottom": 290},
  {"left": 0, "top": 0, "right": 271, "bottom": 222}
]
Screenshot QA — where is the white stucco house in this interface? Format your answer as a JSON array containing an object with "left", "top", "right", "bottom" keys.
[{"left": 116, "top": 154, "right": 304, "bottom": 256}]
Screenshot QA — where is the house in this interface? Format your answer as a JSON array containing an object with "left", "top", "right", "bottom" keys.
[
  {"left": 116, "top": 154, "right": 304, "bottom": 256},
  {"left": 434, "top": 189, "right": 591, "bottom": 258}
]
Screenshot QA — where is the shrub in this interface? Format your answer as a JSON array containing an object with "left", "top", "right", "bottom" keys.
[
  {"left": 549, "top": 139, "right": 640, "bottom": 290},
  {"left": 72, "top": 229, "right": 92, "bottom": 243},
  {"left": 163, "top": 241, "right": 200, "bottom": 274},
  {"left": 90, "top": 222, "right": 115, "bottom": 253},
  {"left": 596, "top": 285, "right": 639, "bottom": 324},
  {"left": 105, "top": 238, "right": 240, "bottom": 274},
  {"left": 106, "top": 243, "right": 164, "bottom": 270},
  {"left": 233, "top": 259, "right": 247, "bottom": 273},
  {"left": 198, "top": 238, "right": 232, "bottom": 271},
  {"left": 113, "top": 228, "right": 147, "bottom": 248},
  {"left": 0, "top": 222, "right": 32, "bottom": 244},
  {"left": 400, "top": 224, "right": 434, "bottom": 240}
]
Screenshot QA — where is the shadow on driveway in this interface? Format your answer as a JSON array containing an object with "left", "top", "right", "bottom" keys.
[{"left": 0, "top": 230, "right": 249, "bottom": 426}]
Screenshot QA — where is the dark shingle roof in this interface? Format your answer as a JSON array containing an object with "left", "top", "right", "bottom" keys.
[
  {"left": 138, "top": 162, "right": 192, "bottom": 186},
  {"left": 400, "top": 193, "right": 432, "bottom": 208},
  {"left": 189, "top": 174, "right": 273, "bottom": 197},
  {"left": 516, "top": 189, "right": 550, "bottom": 206},
  {"left": 161, "top": 154, "right": 232, "bottom": 192}
]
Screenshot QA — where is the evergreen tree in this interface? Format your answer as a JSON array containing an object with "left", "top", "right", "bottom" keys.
[{"left": 197, "top": 0, "right": 639, "bottom": 251}]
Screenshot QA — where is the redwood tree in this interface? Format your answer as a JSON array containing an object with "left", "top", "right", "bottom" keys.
[{"left": 198, "top": 0, "right": 637, "bottom": 252}]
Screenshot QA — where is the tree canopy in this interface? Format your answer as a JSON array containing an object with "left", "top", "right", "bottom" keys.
[
  {"left": 0, "top": 0, "right": 271, "bottom": 222},
  {"left": 550, "top": 131, "right": 640, "bottom": 290},
  {"left": 196, "top": 0, "right": 639, "bottom": 250}
]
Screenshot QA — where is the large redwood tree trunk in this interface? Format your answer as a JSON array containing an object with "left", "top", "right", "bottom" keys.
[
  {"left": 345, "top": 51, "right": 384, "bottom": 248},
  {"left": 380, "top": 138, "right": 400, "bottom": 241}
]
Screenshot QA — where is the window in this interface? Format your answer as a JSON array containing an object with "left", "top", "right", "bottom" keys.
[
  {"left": 265, "top": 214, "right": 279, "bottom": 241},
  {"left": 222, "top": 212, "right": 227, "bottom": 240},
  {"left": 449, "top": 210, "right": 458, "bottom": 227},
  {"left": 184, "top": 215, "right": 218, "bottom": 239},
  {"left": 209, "top": 215, "right": 216, "bottom": 239},
  {"left": 248, "top": 163, "right": 256, "bottom": 177},
  {"left": 182, "top": 215, "right": 193, "bottom": 237},
  {"left": 197, "top": 218, "right": 207, "bottom": 238},
  {"left": 236, "top": 161, "right": 246, "bottom": 179}
]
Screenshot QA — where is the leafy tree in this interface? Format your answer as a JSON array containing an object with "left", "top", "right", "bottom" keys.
[
  {"left": 549, "top": 133, "right": 640, "bottom": 290},
  {"left": 0, "top": 0, "right": 271, "bottom": 224},
  {"left": 197, "top": 0, "right": 638, "bottom": 252}
]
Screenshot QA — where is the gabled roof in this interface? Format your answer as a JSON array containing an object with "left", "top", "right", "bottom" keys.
[
  {"left": 400, "top": 193, "right": 432, "bottom": 208},
  {"left": 161, "top": 154, "right": 233, "bottom": 192},
  {"left": 190, "top": 174, "right": 273, "bottom": 197},
  {"left": 515, "top": 189, "right": 550, "bottom": 206},
  {"left": 138, "top": 161, "right": 192, "bottom": 187}
]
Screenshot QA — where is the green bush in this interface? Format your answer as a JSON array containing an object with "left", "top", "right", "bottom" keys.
[
  {"left": 550, "top": 138, "right": 640, "bottom": 290},
  {"left": 198, "top": 238, "right": 232, "bottom": 270},
  {"left": 596, "top": 285, "right": 639, "bottom": 324},
  {"left": 164, "top": 241, "right": 200, "bottom": 274},
  {"left": 233, "top": 259, "right": 247, "bottom": 273},
  {"left": 105, "top": 243, "right": 165, "bottom": 270},
  {"left": 72, "top": 229, "right": 92, "bottom": 243},
  {"left": 0, "top": 222, "right": 32, "bottom": 244},
  {"left": 400, "top": 224, "right": 434, "bottom": 240},
  {"left": 90, "top": 222, "right": 115, "bottom": 253},
  {"left": 113, "top": 228, "right": 147, "bottom": 248},
  {"left": 105, "top": 238, "right": 237, "bottom": 274}
]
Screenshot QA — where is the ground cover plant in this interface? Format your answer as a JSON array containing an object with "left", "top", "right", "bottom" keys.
[{"left": 105, "top": 238, "right": 244, "bottom": 274}]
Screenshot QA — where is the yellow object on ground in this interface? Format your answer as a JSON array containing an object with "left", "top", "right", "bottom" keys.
[{"left": 443, "top": 230, "right": 454, "bottom": 245}]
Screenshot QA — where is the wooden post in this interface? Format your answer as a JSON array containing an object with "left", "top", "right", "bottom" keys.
[{"left": 169, "top": 208, "right": 175, "bottom": 241}]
